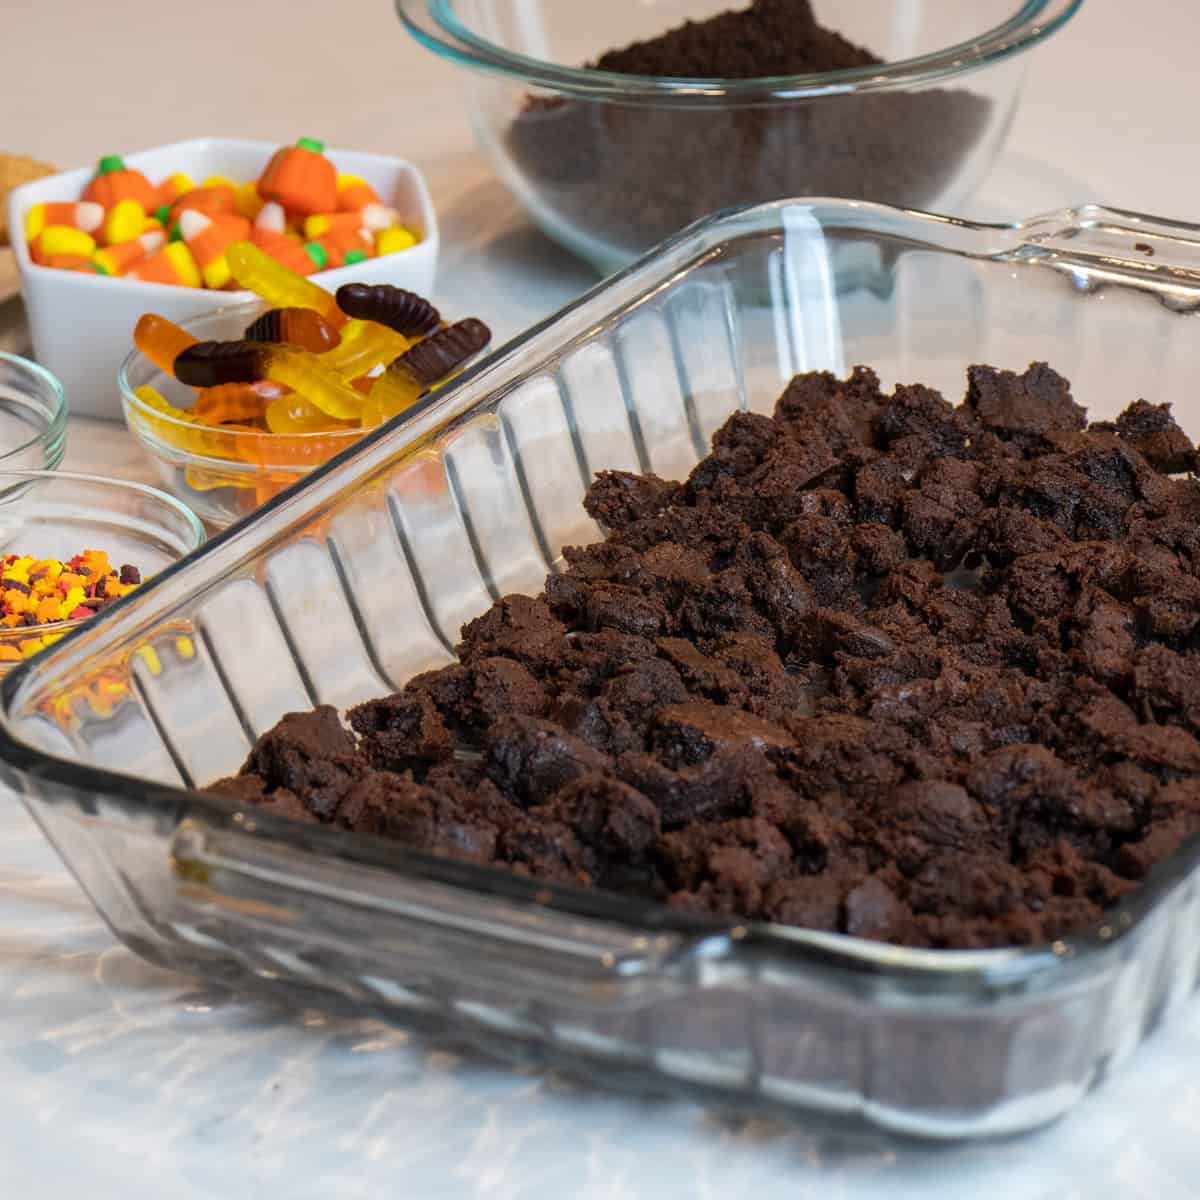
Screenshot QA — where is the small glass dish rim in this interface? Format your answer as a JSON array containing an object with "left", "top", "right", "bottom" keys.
[
  {"left": 0, "top": 352, "right": 68, "bottom": 472},
  {"left": 398, "top": 0, "right": 1084, "bottom": 103}
]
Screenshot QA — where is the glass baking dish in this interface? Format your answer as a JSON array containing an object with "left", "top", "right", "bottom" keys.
[{"left": 3, "top": 198, "right": 1200, "bottom": 1141}]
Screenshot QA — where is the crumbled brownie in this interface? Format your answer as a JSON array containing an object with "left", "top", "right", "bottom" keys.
[
  {"left": 339, "top": 770, "right": 500, "bottom": 864},
  {"left": 485, "top": 713, "right": 608, "bottom": 807},
  {"left": 407, "top": 658, "right": 547, "bottom": 735},
  {"left": 545, "top": 772, "right": 661, "bottom": 863},
  {"left": 241, "top": 706, "right": 363, "bottom": 821},
  {"left": 1101, "top": 400, "right": 1197, "bottom": 474},
  {"left": 651, "top": 701, "right": 796, "bottom": 767},
  {"left": 217, "top": 362, "right": 1200, "bottom": 949},
  {"left": 585, "top": 470, "right": 679, "bottom": 530},
  {"left": 966, "top": 362, "right": 1087, "bottom": 438},
  {"left": 347, "top": 690, "right": 452, "bottom": 775},
  {"left": 207, "top": 773, "right": 317, "bottom": 825},
  {"left": 456, "top": 595, "right": 570, "bottom": 678}
]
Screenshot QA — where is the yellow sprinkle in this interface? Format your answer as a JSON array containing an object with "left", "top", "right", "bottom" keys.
[{"left": 136, "top": 646, "right": 162, "bottom": 676}]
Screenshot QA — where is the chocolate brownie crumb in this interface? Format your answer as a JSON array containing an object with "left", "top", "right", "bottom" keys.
[
  {"left": 585, "top": 470, "right": 679, "bottom": 530},
  {"left": 217, "top": 364, "right": 1200, "bottom": 949},
  {"left": 504, "top": 2, "right": 992, "bottom": 256},
  {"left": 348, "top": 690, "right": 452, "bottom": 775},
  {"left": 1105, "top": 399, "right": 1196, "bottom": 474},
  {"left": 242, "top": 706, "right": 363, "bottom": 822}
]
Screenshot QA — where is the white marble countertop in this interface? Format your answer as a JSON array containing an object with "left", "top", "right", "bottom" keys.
[{"left": 3, "top": 1, "right": 1200, "bottom": 1194}]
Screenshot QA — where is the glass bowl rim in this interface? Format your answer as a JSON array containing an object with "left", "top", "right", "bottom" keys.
[
  {"left": 118, "top": 299, "right": 373, "bottom": 450},
  {"left": 0, "top": 352, "right": 68, "bottom": 469},
  {"left": 399, "top": 0, "right": 1084, "bottom": 102},
  {"left": 0, "top": 467, "right": 206, "bottom": 653}
]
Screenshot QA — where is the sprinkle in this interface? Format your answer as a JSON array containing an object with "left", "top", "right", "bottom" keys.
[
  {"left": 0, "top": 549, "right": 146, "bottom": 663},
  {"left": 136, "top": 646, "right": 162, "bottom": 676}
]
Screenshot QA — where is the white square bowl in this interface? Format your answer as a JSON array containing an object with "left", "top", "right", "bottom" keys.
[{"left": 6, "top": 137, "right": 440, "bottom": 420}]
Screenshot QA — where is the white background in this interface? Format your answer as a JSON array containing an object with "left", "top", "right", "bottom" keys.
[{"left": 3, "top": 1, "right": 1199, "bottom": 1194}]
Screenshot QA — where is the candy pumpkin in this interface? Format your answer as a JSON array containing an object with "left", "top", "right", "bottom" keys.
[
  {"left": 82, "top": 155, "right": 157, "bottom": 212},
  {"left": 256, "top": 137, "right": 337, "bottom": 216}
]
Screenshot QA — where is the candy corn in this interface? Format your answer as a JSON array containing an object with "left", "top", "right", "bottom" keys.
[
  {"left": 249, "top": 228, "right": 320, "bottom": 276},
  {"left": 126, "top": 241, "right": 202, "bottom": 287},
  {"left": 233, "top": 181, "right": 264, "bottom": 221},
  {"left": 374, "top": 226, "right": 417, "bottom": 256},
  {"left": 100, "top": 199, "right": 148, "bottom": 247},
  {"left": 24, "top": 201, "right": 104, "bottom": 242},
  {"left": 168, "top": 184, "right": 236, "bottom": 226},
  {"left": 93, "top": 230, "right": 167, "bottom": 276},
  {"left": 336, "top": 174, "right": 381, "bottom": 212},
  {"left": 31, "top": 225, "right": 96, "bottom": 262},
  {"left": 253, "top": 201, "right": 287, "bottom": 235},
  {"left": 308, "top": 206, "right": 398, "bottom": 238},
  {"left": 44, "top": 253, "right": 103, "bottom": 273},
  {"left": 154, "top": 172, "right": 194, "bottom": 209},
  {"left": 178, "top": 209, "right": 251, "bottom": 289},
  {"left": 303, "top": 211, "right": 368, "bottom": 240}
]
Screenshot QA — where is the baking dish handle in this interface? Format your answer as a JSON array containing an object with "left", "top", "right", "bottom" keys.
[
  {"left": 169, "top": 818, "right": 706, "bottom": 1011},
  {"left": 1011, "top": 204, "right": 1200, "bottom": 308}
]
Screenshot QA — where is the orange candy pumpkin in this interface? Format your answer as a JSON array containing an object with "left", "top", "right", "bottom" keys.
[
  {"left": 81, "top": 155, "right": 158, "bottom": 212},
  {"left": 256, "top": 137, "right": 337, "bottom": 216}
]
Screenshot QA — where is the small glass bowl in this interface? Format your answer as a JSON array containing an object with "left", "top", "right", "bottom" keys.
[
  {"left": 0, "top": 469, "right": 205, "bottom": 672},
  {"left": 0, "top": 354, "right": 68, "bottom": 472},
  {"left": 398, "top": 0, "right": 1083, "bottom": 271},
  {"left": 119, "top": 302, "right": 368, "bottom": 529}
]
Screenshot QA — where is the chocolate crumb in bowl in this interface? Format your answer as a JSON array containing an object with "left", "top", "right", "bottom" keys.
[
  {"left": 215, "top": 360, "right": 1200, "bottom": 950},
  {"left": 504, "top": 0, "right": 993, "bottom": 257}
]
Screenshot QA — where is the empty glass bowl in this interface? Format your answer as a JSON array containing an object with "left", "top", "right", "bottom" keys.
[
  {"left": 0, "top": 353, "right": 67, "bottom": 471},
  {"left": 398, "top": 0, "right": 1083, "bottom": 271}
]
